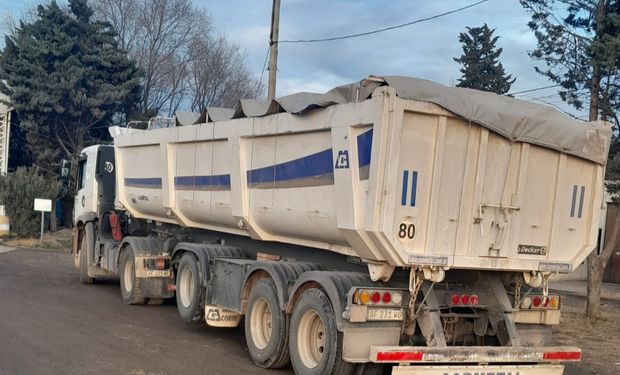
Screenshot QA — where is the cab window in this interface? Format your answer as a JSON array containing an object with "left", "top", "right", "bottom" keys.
[{"left": 77, "top": 159, "right": 87, "bottom": 190}]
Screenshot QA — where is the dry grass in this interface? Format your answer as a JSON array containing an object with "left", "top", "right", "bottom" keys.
[
  {"left": 553, "top": 303, "right": 620, "bottom": 374},
  {"left": 2, "top": 228, "right": 72, "bottom": 251}
]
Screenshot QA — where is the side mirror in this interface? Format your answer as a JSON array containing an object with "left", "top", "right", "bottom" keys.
[{"left": 60, "top": 158, "right": 71, "bottom": 182}]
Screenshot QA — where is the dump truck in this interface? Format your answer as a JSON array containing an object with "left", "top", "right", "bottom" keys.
[{"left": 72, "top": 76, "right": 611, "bottom": 375}]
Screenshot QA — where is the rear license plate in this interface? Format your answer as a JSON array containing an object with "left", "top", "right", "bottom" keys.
[
  {"left": 367, "top": 308, "right": 404, "bottom": 321},
  {"left": 144, "top": 269, "right": 171, "bottom": 277},
  {"left": 391, "top": 364, "right": 564, "bottom": 375}
]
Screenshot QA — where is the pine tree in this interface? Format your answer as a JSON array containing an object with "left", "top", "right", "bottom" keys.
[
  {"left": 521, "top": 0, "right": 620, "bottom": 319},
  {"left": 453, "top": 24, "right": 516, "bottom": 94},
  {"left": 0, "top": 0, "right": 141, "bottom": 177}
]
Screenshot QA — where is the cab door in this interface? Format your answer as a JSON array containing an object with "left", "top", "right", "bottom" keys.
[{"left": 73, "top": 148, "right": 98, "bottom": 223}]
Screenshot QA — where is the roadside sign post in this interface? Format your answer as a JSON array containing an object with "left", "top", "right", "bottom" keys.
[{"left": 34, "top": 198, "right": 52, "bottom": 243}]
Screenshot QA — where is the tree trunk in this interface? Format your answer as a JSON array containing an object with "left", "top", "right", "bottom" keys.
[
  {"left": 587, "top": 207, "right": 620, "bottom": 319},
  {"left": 50, "top": 201, "right": 57, "bottom": 232}
]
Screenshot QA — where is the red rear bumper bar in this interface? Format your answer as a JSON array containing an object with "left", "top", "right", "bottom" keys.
[{"left": 370, "top": 346, "right": 581, "bottom": 364}]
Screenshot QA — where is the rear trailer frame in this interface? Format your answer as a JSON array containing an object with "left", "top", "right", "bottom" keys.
[
  {"left": 391, "top": 364, "right": 564, "bottom": 375},
  {"left": 373, "top": 346, "right": 578, "bottom": 375},
  {"left": 369, "top": 346, "right": 581, "bottom": 364}
]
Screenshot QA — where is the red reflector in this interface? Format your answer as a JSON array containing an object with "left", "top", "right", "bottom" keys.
[
  {"left": 460, "top": 294, "right": 470, "bottom": 305},
  {"left": 382, "top": 292, "right": 392, "bottom": 304},
  {"left": 167, "top": 284, "right": 176, "bottom": 292},
  {"left": 451, "top": 294, "right": 460, "bottom": 305},
  {"left": 543, "top": 351, "right": 581, "bottom": 361},
  {"left": 371, "top": 292, "right": 381, "bottom": 304},
  {"left": 543, "top": 297, "right": 550, "bottom": 307},
  {"left": 376, "top": 351, "right": 423, "bottom": 362},
  {"left": 532, "top": 296, "right": 542, "bottom": 307},
  {"left": 155, "top": 257, "right": 166, "bottom": 270},
  {"left": 469, "top": 294, "right": 479, "bottom": 305}
]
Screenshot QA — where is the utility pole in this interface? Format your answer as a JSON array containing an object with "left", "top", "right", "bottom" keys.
[{"left": 268, "top": 0, "right": 281, "bottom": 101}]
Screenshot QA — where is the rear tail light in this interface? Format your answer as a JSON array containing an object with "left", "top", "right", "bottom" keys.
[
  {"left": 382, "top": 292, "right": 392, "bottom": 304},
  {"left": 354, "top": 289, "right": 404, "bottom": 306},
  {"left": 520, "top": 295, "right": 560, "bottom": 310},
  {"left": 155, "top": 257, "right": 166, "bottom": 270},
  {"left": 543, "top": 351, "right": 581, "bottom": 361},
  {"left": 371, "top": 292, "right": 381, "bottom": 304},
  {"left": 451, "top": 293, "right": 479, "bottom": 306}
]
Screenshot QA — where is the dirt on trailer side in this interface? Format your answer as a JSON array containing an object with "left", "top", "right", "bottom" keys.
[{"left": 553, "top": 303, "right": 620, "bottom": 375}]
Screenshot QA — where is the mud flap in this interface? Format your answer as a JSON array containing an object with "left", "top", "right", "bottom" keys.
[{"left": 205, "top": 305, "right": 242, "bottom": 327}]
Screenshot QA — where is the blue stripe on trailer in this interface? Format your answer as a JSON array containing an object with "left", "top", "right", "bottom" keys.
[
  {"left": 410, "top": 171, "right": 418, "bottom": 207},
  {"left": 401, "top": 170, "right": 409, "bottom": 206},
  {"left": 570, "top": 185, "right": 577, "bottom": 217},
  {"left": 175, "top": 174, "right": 231, "bottom": 190},
  {"left": 247, "top": 148, "right": 334, "bottom": 186},
  {"left": 578, "top": 185, "right": 585, "bottom": 218},
  {"left": 125, "top": 177, "right": 162, "bottom": 189},
  {"left": 357, "top": 129, "right": 373, "bottom": 168}
]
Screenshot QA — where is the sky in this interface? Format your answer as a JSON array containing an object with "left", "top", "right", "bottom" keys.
[{"left": 0, "top": 0, "right": 584, "bottom": 117}]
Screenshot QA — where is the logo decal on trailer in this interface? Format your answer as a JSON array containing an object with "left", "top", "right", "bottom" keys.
[
  {"left": 401, "top": 170, "right": 418, "bottom": 206},
  {"left": 570, "top": 185, "right": 586, "bottom": 218},
  {"left": 334, "top": 150, "right": 350, "bottom": 169}
]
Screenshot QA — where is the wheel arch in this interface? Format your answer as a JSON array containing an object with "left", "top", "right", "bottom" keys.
[
  {"left": 241, "top": 262, "right": 322, "bottom": 314},
  {"left": 171, "top": 242, "right": 246, "bottom": 285},
  {"left": 116, "top": 236, "right": 165, "bottom": 270},
  {"left": 286, "top": 271, "right": 376, "bottom": 330}
]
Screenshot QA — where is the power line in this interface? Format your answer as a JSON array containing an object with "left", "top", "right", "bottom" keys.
[
  {"left": 256, "top": 46, "right": 270, "bottom": 97},
  {"left": 278, "top": 0, "right": 488, "bottom": 44},
  {"left": 508, "top": 84, "right": 561, "bottom": 96}
]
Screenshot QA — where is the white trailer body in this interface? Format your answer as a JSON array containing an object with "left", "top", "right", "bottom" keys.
[
  {"left": 73, "top": 76, "right": 610, "bottom": 375},
  {"left": 112, "top": 80, "right": 609, "bottom": 277}
]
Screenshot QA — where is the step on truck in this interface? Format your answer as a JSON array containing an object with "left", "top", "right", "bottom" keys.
[{"left": 71, "top": 76, "right": 611, "bottom": 375}]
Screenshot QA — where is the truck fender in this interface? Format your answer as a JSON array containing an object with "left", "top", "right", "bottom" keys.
[
  {"left": 170, "top": 243, "right": 246, "bottom": 284},
  {"left": 285, "top": 271, "right": 377, "bottom": 330},
  {"left": 75, "top": 212, "right": 98, "bottom": 227},
  {"left": 241, "top": 262, "right": 323, "bottom": 313},
  {"left": 117, "top": 236, "right": 165, "bottom": 268}
]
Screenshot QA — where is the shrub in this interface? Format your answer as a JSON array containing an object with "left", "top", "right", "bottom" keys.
[{"left": 0, "top": 167, "right": 61, "bottom": 237}]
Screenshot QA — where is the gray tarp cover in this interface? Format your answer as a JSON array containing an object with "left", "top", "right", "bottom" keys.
[{"left": 175, "top": 76, "right": 611, "bottom": 165}]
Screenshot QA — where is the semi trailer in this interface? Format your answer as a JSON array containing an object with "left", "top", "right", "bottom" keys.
[{"left": 71, "top": 76, "right": 611, "bottom": 375}]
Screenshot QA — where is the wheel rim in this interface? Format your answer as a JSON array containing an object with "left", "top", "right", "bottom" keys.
[
  {"left": 123, "top": 256, "right": 133, "bottom": 292},
  {"left": 250, "top": 297, "right": 273, "bottom": 349},
  {"left": 179, "top": 265, "right": 194, "bottom": 308},
  {"left": 297, "top": 309, "right": 325, "bottom": 369}
]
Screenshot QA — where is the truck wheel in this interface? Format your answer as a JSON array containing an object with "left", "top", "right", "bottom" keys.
[
  {"left": 354, "top": 363, "right": 387, "bottom": 375},
  {"left": 119, "top": 246, "right": 147, "bottom": 305},
  {"left": 289, "top": 288, "right": 354, "bottom": 375},
  {"left": 78, "top": 224, "right": 94, "bottom": 285},
  {"left": 175, "top": 253, "right": 204, "bottom": 324},
  {"left": 245, "top": 279, "right": 290, "bottom": 368}
]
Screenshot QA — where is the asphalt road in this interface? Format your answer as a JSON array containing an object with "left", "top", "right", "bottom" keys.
[
  {"left": 0, "top": 248, "right": 293, "bottom": 375},
  {"left": 1, "top": 247, "right": 612, "bottom": 375}
]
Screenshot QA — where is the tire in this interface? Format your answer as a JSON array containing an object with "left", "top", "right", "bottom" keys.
[
  {"left": 119, "top": 245, "right": 147, "bottom": 305},
  {"left": 175, "top": 253, "right": 205, "bottom": 324},
  {"left": 78, "top": 224, "right": 94, "bottom": 285},
  {"left": 289, "top": 288, "right": 354, "bottom": 375},
  {"left": 244, "top": 279, "right": 290, "bottom": 368},
  {"left": 354, "top": 363, "right": 387, "bottom": 375}
]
